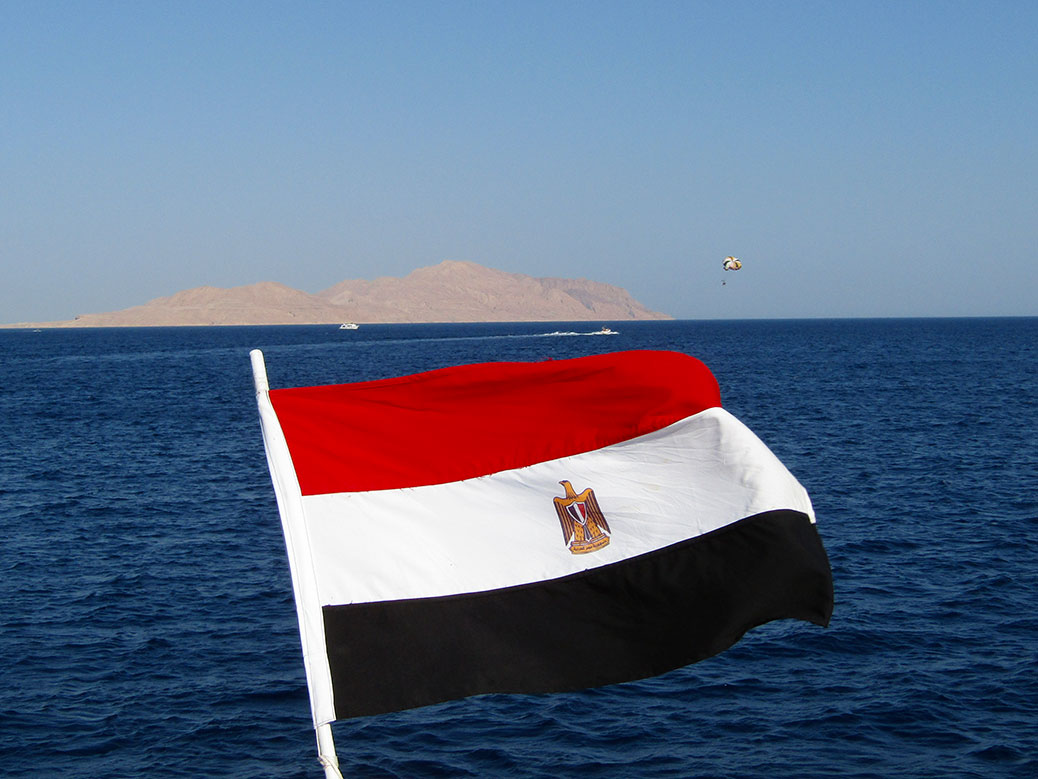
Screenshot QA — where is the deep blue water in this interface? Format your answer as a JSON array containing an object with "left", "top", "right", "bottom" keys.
[{"left": 1, "top": 319, "right": 1035, "bottom": 778}]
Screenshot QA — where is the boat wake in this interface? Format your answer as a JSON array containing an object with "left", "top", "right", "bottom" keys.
[
  {"left": 326, "top": 329, "right": 620, "bottom": 348},
  {"left": 539, "top": 329, "right": 619, "bottom": 337}
]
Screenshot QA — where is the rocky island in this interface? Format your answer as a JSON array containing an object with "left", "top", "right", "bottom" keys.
[{"left": 7, "top": 261, "right": 670, "bottom": 327}]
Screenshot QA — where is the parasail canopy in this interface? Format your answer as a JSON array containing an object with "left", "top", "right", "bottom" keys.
[{"left": 723, "top": 256, "right": 742, "bottom": 271}]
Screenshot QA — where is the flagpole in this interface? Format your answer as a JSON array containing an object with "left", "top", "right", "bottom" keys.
[
  {"left": 316, "top": 723, "right": 342, "bottom": 779},
  {"left": 250, "top": 350, "right": 343, "bottom": 779}
]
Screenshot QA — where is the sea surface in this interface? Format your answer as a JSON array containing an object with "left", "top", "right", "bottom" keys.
[{"left": 1, "top": 318, "right": 1035, "bottom": 778}]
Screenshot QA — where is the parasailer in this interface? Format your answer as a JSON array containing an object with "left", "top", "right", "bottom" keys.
[{"left": 722, "top": 256, "right": 742, "bottom": 285}]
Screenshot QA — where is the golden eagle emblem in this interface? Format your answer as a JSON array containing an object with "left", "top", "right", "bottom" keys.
[{"left": 553, "top": 480, "right": 610, "bottom": 554}]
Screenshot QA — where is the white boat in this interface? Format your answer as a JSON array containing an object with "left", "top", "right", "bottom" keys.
[
  {"left": 594, "top": 326, "right": 618, "bottom": 335},
  {"left": 339, "top": 322, "right": 359, "bottom": 330}
]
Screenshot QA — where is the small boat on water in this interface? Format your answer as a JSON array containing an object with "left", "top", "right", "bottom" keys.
[
  {"left": 594, "top": 326, "right": 618, "bottom": 335},
  {"left": 339, "top": 322, "right": 359, "bottom": 330}
]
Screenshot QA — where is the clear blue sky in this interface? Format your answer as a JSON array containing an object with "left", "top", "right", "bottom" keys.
[{"left": 2, "top": 1, "right": 1035, "bottom": 322}]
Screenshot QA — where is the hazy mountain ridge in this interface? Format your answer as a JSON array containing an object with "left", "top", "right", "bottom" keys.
[{"left": 7, "top": 261, "right": 670, "bottom": 327}]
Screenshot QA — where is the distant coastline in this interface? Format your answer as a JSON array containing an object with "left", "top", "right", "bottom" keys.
[{"left": 2, "top": 260, "right": 670, "bottom": 329}]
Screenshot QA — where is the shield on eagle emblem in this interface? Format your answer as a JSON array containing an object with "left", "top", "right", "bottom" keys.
[{"left": 553, "top": 480, "right": 610, "bottom": 554}]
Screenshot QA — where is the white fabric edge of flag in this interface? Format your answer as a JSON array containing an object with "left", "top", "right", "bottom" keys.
[{"left": 251, "top": 351, "right": 337, "bottom": 728}]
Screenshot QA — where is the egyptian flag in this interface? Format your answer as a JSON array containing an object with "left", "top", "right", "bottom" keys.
[{"left": 251, "top": 349, "right": 833, "bottom": 724}]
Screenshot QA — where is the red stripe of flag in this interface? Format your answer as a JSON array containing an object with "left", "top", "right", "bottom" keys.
[{"left": 269, "top": 350, "right": 721, "bottom": 494}]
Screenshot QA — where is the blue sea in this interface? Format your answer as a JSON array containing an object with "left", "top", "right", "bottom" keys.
[{"left": 1, "top": 319, "right": 1035, "bottom": 778}]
